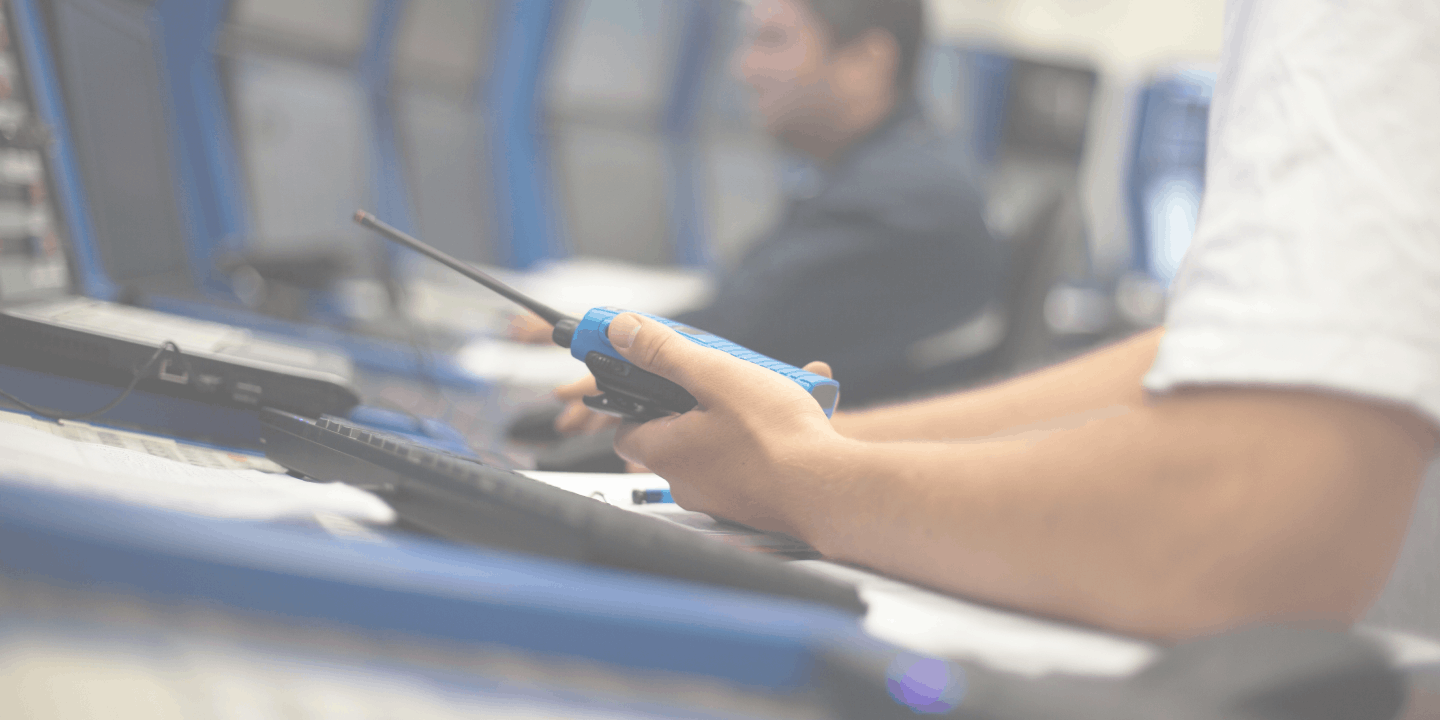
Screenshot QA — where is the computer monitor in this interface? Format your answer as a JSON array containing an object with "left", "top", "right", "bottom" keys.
[
  {"left": 225, "top": 57, "right": 374, "bottom": 262},
  {"left": 392, "top": 0, "right": 498, "bottom": 265},
  {"left": 978, "top": 54, "right": 1099, "bottom": 247},
  {"left": 393, "top": 0, "right": 493, "bottom": 90},
  {"left": 545, "top": 0, "right": 681, "bottom": 264},
  {"left": 44, "top": 0, "right": 193, "bottom": 295},
  {"left": 999, "top": 58, "right": 1098, "bottom": 165},
  {"left": 549, "top": 0, "right": 673, "bottom": 115},
  {"left": 229, "top": 0, "right": 371, "bottom": 54},
  {"left": 222, "top": 0, "right": 378, "bottom": 274}
]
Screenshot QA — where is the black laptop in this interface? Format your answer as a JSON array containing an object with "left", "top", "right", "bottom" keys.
[{"left": 0, "top": 295, "right": 361, "bottom": 418}]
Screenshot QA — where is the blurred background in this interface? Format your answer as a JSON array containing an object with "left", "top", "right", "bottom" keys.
[
  {"left": 221, "top": 0, "right": 1215, "bottom": 342},
  {"left": 208, "top": 0, "right": 1221, "bottom": 309},
  {"left": 0, "top": 0, "right": 1224, "bottom": 437},
  {"left": 9, "top": 5, "right": 1440, "bottom": 717}
]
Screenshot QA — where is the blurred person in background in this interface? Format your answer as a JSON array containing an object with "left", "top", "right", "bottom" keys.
[{"left": 526, "top": 0, "right": 1002, "bottom": 430}]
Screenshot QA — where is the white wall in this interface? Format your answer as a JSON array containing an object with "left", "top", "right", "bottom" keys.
[
  {"left": 930, "top": 0, "right": 1224, "bottom": 73},
  {"left": 929, "top": 0, "right": 1225, "bottom": 275}
]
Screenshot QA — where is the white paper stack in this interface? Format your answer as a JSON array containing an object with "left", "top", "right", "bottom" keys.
[{"left": 0, "top": 419, "right": 394, "bottom": 524}]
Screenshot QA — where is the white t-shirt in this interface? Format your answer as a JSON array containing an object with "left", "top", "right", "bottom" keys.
[{"left": 1144, "top": 0, "right": 1440, "bottom": 643}]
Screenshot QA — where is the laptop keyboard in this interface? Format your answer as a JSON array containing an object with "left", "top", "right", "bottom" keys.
[{"left": 260, "top": 408, "right": 866, "bottom": 615}]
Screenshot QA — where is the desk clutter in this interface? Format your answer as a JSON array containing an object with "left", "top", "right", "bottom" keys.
[
  {"left": 1, "top": 406, "right": 1437, "bottom": 719},
  {"left": 0, "top": 409, "right": 390, "bottom": 522},
  {"left": 0, "top": 0, "right": 1435, "bottom": 717}
]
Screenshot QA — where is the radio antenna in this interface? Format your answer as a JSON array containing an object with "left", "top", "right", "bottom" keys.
[{"left": 354, "top": 210, "right": 579, "bottom": 346}]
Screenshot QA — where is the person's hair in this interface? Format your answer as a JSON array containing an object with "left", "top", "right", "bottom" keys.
[{"left": 802, "top": 0, "right": 927, "bottom": 94}]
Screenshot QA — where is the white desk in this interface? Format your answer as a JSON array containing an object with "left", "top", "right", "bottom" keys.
[{"left": 521, "top": 471, "right": 1440, "bottom": 682}]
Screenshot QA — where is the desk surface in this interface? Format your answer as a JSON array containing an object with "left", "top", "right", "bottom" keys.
[
  {"left": 520, "top": 470, "right": 1440, "bottom": 681},
  {"left": 1, "top": 407, "right": 1434, "bottom": 686}
]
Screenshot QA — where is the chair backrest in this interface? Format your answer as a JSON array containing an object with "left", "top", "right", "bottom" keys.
[
  {"left": 990, "top": 185, "right": 1082, "bottom": 374},
  {"left": 985, "top": 55, "right": 1101, "bottom": 376}
]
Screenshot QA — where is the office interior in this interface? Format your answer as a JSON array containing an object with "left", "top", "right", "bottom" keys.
[{"left": 0, "top": 0, "right": 1433, "bottom": 718}]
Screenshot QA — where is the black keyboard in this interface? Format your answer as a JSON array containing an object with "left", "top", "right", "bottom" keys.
[{"left": 260, "top": 409, "right": 865, "bottom": 615}]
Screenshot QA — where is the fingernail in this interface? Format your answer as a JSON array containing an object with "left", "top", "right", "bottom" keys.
[{"left": 609, "top": 314, "right": 642, "bottom": 350}]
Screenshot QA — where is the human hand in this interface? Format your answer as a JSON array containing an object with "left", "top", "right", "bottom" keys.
[
  {"left": 602, "top": 313, "right": 844, "bottom": 535},
  {"left": 507, "top": 311, "right": 555, "bottom": 344}
]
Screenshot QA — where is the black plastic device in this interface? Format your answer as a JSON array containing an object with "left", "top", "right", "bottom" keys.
[{"left": 259, "top": 408, "right": 865, "bottom": 614}]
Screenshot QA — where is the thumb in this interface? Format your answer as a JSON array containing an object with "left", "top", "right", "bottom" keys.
[{"left": 606, "top": 313, "right": 737, "bottom": 403}]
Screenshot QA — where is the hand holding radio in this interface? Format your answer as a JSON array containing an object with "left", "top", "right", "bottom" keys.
[
  {"left": 604, "top": 312, "right": 847, "bottom": 532},
  {"left": 553, "top": 347, "right": 835, "bottom": 439}
]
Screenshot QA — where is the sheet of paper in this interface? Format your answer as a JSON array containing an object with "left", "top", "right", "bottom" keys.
[
  {"left": 791, "top": 560, "right": 1159, "bottom": 678},
  {"left": 519, "top": 471, "right": 812, "bottom": 552},
  {"left": 518, "top": 470, "right": 668, "bottom": 507},
  {"left": 519, "top": 470, "right": 1161, "bottom": 678},
  {"left": 1356, "top": 626, "right": 1440, "bottom": 669},
  {"left": 0, "top": 411, "right": 288, "bottom": 473},
  {"left": 454, "top": 341, "right": 590, "bottom": 388},
  {"left": 0, "top": 423, "right": 394, "bottom": 524}
]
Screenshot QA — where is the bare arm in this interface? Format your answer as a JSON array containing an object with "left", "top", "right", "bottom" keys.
[
  {"left": 604, "top": 314, "right": 1436, "bottom": 639},
  {"left": 831, "top": 329, "right": 1162, "bottom": 441},
  {"left": 805, "top": 389, "right": 1433, "bottom": 638}
]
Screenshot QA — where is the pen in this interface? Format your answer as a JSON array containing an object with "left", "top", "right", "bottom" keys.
[{"left": 632, "top": 488, "right": 673, "bottom": 505}]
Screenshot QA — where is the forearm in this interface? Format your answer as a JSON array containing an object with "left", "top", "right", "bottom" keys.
[
  {"left": 602, "top": 312, "right": 1432, "bottom": 637},
  {"left": 831, "top": 329, "right": 1163, "bottom": 442},
  {"left": 787, "top": 389, "right": 1431, "bottom": 638}
]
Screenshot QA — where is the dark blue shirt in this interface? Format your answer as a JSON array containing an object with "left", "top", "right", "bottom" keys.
[{"left": 677, "top": 105, "right": 1001, "bottom": 406}]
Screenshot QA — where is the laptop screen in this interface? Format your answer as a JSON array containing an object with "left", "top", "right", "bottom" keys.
[
  {"left": 223, "top": 0, "right": 377, "bottom": 274},
  {"left": 45, "top": 0, "right": 193, "bottom": 294},
  {"left": 392, "top": 0, "right": 498, "bottom": 264}
]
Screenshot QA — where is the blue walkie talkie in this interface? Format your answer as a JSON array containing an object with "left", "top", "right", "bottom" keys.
[{"left": 355, "top": 211, "right": 840, "bottom": 421}]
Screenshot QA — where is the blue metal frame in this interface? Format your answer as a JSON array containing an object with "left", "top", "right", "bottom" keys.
[
  {"left": 8, "top": 0, "right": 117, "bottom": 300},
  {"left": 359, "top": 0, "right": 418, "bottom": 265},
  {"left": 486, "top": 0, "right": 568, "bottom": 268},
  {"left": 151, "top": 0, "right": 250, "bottom": 298},
  {"left": 0, "top": 483, "right": 869, "bottom": 692},
  {"left": 18, "top": 1, "right": 278, "bottom": 303},
  {"left": 662, "top": 0, "right": 717, "bottom": 268},
  {"left": 3, "top": 0, "right": 496, "bottom": 436},
  {"left": 153, "top": 0, "right": 417, "bottom": 292},
  {"left": 136, "top": 0, "right": 494, "bottom": 388}
]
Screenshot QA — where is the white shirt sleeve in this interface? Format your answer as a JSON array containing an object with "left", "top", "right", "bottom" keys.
[{"left": 1144, "top": 0, "right": 1440, "bottom": 427}]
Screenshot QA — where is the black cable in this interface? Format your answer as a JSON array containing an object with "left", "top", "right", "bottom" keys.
[{"left": 0, "top": 341, "right": 187, "bottom": 422}]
